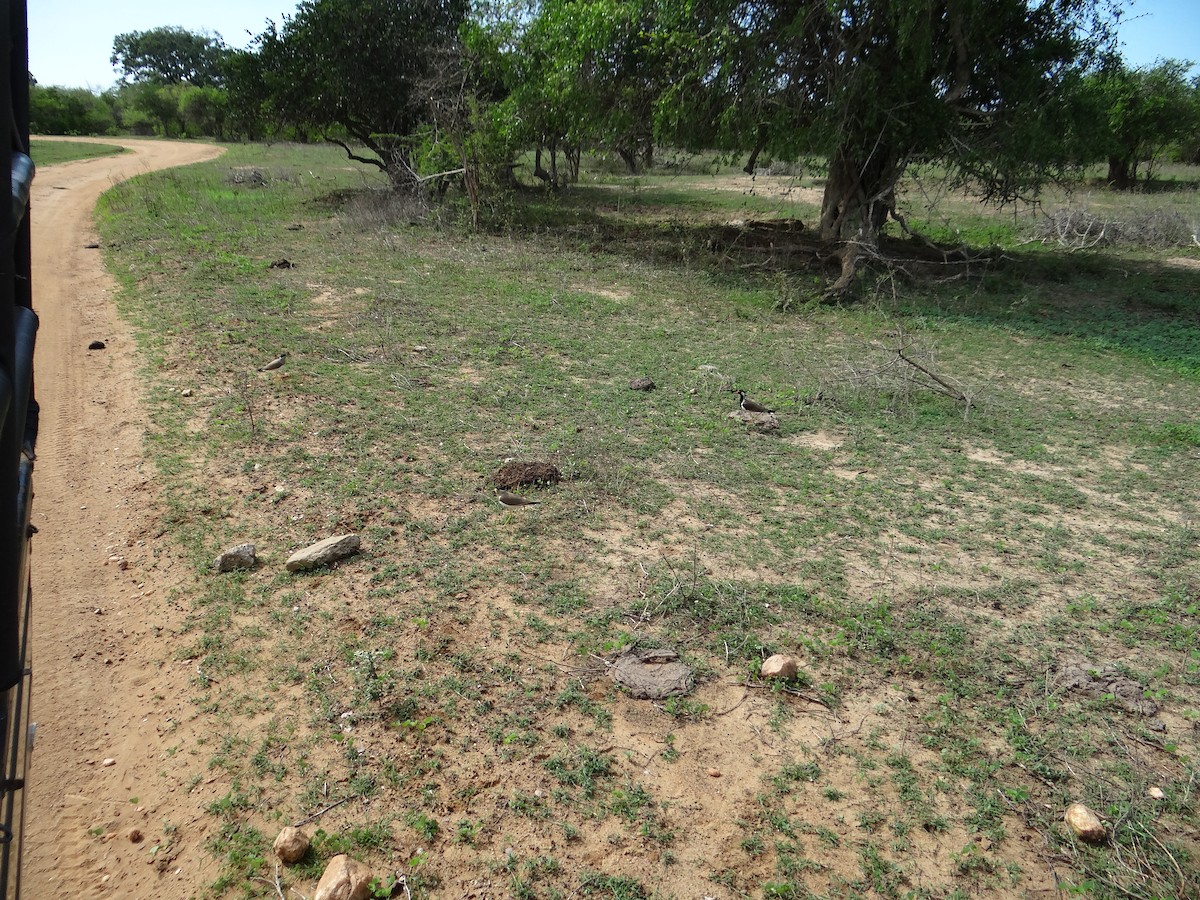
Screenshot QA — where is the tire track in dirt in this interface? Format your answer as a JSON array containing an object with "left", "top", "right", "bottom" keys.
[{"left": 24, "top": 138, "right": 224, "bottom": 899}]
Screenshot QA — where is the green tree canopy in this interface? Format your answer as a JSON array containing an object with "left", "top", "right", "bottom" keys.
[
  {"left": 512, "top": 0, "right": 665, "bottom": 184},
  {"left": 1085, "top": 56, "right": 1198, "bottom": 187},
  {"left": 239, "top": 0, "right": 470, "bottom": 190},
  {"left": 630, "top": 0, "right": 1112, "bottom": 287},
  {"left": 110, "top": 26, "right": 229, "bottom": 87},
  {"left": 30, "top": 85, "right": 116, "bottom": 135}
]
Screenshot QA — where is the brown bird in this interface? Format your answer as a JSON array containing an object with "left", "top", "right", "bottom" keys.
[
  {"left": 735, "top": 389, "right": 774, "bottom": 413},
  {"left": 497, "top": 489, "right": 539, "bottom": 507},
  {"left": 258, "top": 352, "right": 288, "bottom": 372}
]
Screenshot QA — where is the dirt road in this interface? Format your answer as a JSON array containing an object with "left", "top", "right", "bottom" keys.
[{"left": 24, "top": 138, "right": 224, "bottom": 899}]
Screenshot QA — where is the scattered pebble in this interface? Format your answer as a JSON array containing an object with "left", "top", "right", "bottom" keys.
[
  {"left": 706, "top": 768, "right": 722, "bottom": 778},
  {"left": 101, "top": 758, "right": 116, "bottom": 767},
  {"left": 1147, "top": 786, "right": 1166, "bottom": 800},
  {"left": 129, "top": 829, "right": 143, "bottom": 843}
]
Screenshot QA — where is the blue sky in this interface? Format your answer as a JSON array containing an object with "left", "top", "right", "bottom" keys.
[
  {"left": 30, "top": 1, "right": 298, "bottom": 90},
  {"left": 28, "top": 0, "right": 1200, "bottom": 91}
]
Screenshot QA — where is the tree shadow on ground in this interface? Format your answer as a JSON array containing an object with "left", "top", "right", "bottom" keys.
[{"left": 493, "top": 183, "right": 1200, "bottom": 376}]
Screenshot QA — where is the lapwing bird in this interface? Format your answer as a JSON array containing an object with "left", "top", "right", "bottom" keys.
[
  {"left": 258, "top": 352, "right": 288, "bottom": 372},
  {"left": 735, "top": 389, "right": 774, "bottom": 414},
  {"left": 497, "top": 489, "right": 539, "bottom": 507}
]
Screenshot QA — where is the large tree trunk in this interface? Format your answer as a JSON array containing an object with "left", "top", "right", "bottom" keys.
[
  {"left": 533, "top": 140, "right": 563, "bottom": 189},
  {"left": 564, "top": 144, "right": 581, "bottom": 183},
  {"left": 1106, "top": 154, "right": 1136, "bottom": 189},
  {"left": 819, "top": 146, "right": 899, "bottom": 292}
]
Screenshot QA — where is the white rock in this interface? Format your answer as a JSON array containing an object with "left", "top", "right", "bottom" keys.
[
  {"left": 101, "top": 758, "right": 116, "bottom": 767},
  {"left": 761, "top": 654, "right": 799, "bottom": 679},
  {"left": 286, "top": 534, "right": 361, "bottom": 572},
  {"left": 1065, "top": 802, "right": 1106, "bottom": 843},
  {"left": 314, "top": 854, "right": 372, "bottom": 900},
  {"left": 1147, "top": 786, "right": 1166, "bottom": 800},
  {"left": 272, "top": 826, "right": 309, "bottom": 864}
]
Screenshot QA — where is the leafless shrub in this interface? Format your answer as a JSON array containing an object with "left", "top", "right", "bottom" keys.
[
  {"left": 764, "top": 159, "right": 804, "bottom": 177},
  {"left": 340, "top": 189, "right": 429, "bottom": 233},
  {"left": 226, "top": 167, "right": 299, "bottom": 188},
  {"left": 228, "top": 167, "right": 267, "bottom": 187},
  {"left": 802, "top": 325, "right": 984, "bottom": 416},
  {"left": 1029, "top": 207, "right": 1198, "bottom": 250}
]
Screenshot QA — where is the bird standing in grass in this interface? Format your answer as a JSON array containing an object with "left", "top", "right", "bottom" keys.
[
  {"left": 735, "top": 389, "right": 774, "bottom": 413},
  {"left": 497, "top": 489, "right": 539, "bottom": 507},
  {"left": 258, "top": 352, "right": 288, "bottom": 372}
]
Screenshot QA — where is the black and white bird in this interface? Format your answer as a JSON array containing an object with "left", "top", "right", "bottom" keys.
[
  {"left": 735, "top": 389, "right": 774, "bottom": 414},
  {"left": 497, "top": 489, "right": 539, "bottom": 507},
  {"left": 258, "top": 352, "right": 288, "bottom": 372}
]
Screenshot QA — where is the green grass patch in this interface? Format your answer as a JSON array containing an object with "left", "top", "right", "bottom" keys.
[
  {"left": 31, "top": 137, "right": 126, "bottom": 166},
  {"left": 96, "top": 142, "right": 1200, "bottom": 899}
]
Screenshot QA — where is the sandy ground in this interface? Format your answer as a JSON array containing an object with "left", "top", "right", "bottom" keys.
[{"left": 24, "top": 137, "right": 224, "bottom": 899}]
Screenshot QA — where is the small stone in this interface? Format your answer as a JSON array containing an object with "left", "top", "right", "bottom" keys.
[
  {"left": 286, "top": 534, "right": 361, "bottom": 572},
  {"left": 214, "top": 543, "right": 257, "bottom": 573},
  {"left": 87, "top": 340, "right": 106, "bottom": 350},
  {"left": 1147, "top": 786, "right": 1166, "bottom": 800},
  {"left": 273, "top": 826, "right": 309, "bottom": 864},
  {"left": 610, "top": 649, "right": 693, "bottom": 700},
  {"left": 129, "top": 829, "right": 143, "bottom": 843},
  {"left": 629, "top": 376, "right": 656, "bottom": 391},
  {"left": 180, "top": 388, "right": 193, "bottom": 397},
  {"left": 101, "top": 758, "right": 116, "bottom": 767},
  {"left": 728, "top": 409, "right": 781, "bottom": 433},
  {"left": 314, "top": 854, "right": 372, "bottom": 900},
  {"left": 706, "top": 768, "right": 722, "bottom": 778},
  {"left": 1065, "top": 803, "right": 1106, "bottom": 843},
  {"left": 761, "top": 654, "right": 799, "bottom": 680}
]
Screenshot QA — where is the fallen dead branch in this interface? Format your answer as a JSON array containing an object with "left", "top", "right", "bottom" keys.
[
  {"left": 1026, "top": 207, "right": 1198, "bottom": 251},
  {"left": 292, "top": 794, "right": 355, "bottom": 828},
  {"left": 896, "top": 347, "right": 969, "bottom": 403}
]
